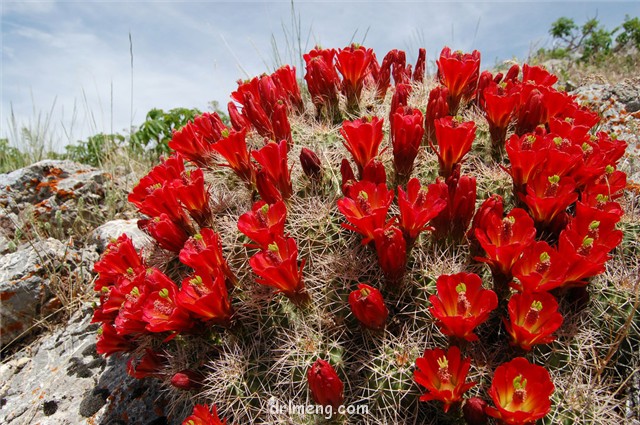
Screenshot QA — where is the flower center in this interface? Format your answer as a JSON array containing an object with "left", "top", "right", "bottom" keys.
[
  {"left": 512, "top": 375, "right": 528, "bottom": 404},
  {"left": 501, "top": 216, "right": 515, "bottom": 244},
  {"left": 544, "top": 175, "right": 560, "bottom": 197},
  {"left": 525, "top": 300, "right": 542, "bottom": 327},
  {"left": 535, "top": 251, "right": 551, "bottom": 274},
  {"left": 357, "top": 191, "right": 373, "bottom": 215},
  {"left": 437, "top": 356, "right": 451, "bottom": 384},
  {"left": 456, "top": 283, "right": 471, "bottom": 316}
]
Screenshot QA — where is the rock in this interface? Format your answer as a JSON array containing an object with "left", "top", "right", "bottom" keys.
[
  {"left": 0, "top": 307, "right": 177, "bottom": 424},
  {"left": 0, "top": 160, "right": 123, "bottom": 245},
  {"left": 91, "top": 219, "right": 149, "bottom": 252},
  {"left": 571, "top": 80, "right": 640, "bottom": 181},
  {"left": 0, "top": 160, "right": 108, "bottom": 206},
  {"left": 0, "top": 238, "right": 66, "bottom": 347}
]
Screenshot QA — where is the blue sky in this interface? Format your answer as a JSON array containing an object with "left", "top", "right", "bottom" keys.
[{"left": 1, "top": 1, "right": 638, "bottom": 149}]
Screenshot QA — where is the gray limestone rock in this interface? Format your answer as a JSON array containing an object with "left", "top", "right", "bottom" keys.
[
  {"left": 0, "top": 308, "right": 176, "bottom": 425},
  {"left": 91, "top": 219, "right": 149, "bottom": 252}
]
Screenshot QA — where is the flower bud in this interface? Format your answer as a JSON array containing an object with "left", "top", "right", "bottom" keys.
[
  {"left": 348, "top": 283, "right": 388, "bottom": 330},
  {"left": 307, "top": 359, "right": 344, "bottom": 409},
  {"left": 300, "top": 147, "right": 322, "bottom": 179},
  {"left": 463, "top": 397, "right": 488, "bottom": 425},
  {"left": 170, "top": 370, "right": 204, "bottom": 391}
]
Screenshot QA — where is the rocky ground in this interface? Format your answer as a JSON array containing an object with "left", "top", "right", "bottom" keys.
[{"left": 0, "top": 77, "right": 639, "bottom": 424}]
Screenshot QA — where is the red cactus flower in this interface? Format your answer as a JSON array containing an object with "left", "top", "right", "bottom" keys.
[
  {"left": 142, "top": 280, "right": 193, "bottom": 333},
  {"left": 391, "top": 49, "right": 410, "bottom": 85},
  {"left": 391, "top": 107, "right": 424, "bottom": 183},
  {"left": 361, "top": 158, "right": 387, "bottom": 185},
  {"left": 273, "top": 65, "right": 304, "bottom": 113},
  {"left": 373, "top": 225, "right": 407, "bottom": 286},
  {"left": 182, "top": 404, "right": 228, "bottom": 425},
  {"left": 211, "top": 128, "right": 255, "bottom": 184},
  {"left": 432, "top": 116, "right": 477, "bottom": 178},
  {"left": 249, "top": 236, "right": 307, "bottom": 303},
  {"left": 374, "top": 49, "right": 396, "bottom": 100},
  {"left": 397, "top": 177, "right": 447, "bottom": 243},
  {"left": 96, "top": 323, "right": 132, "bottom": 356},
  {"left": 505, "top": 133, "right": 551, "bottom": 196},
  {"left": 336, "top": 44, "right": 374, "bottom": 111},
  {"left": 93, "top": 234, "right": 145, "bottom": 290},
  {"left": 429, "top": 272, "right": 498, "bottom": 341},
  {"left": 238, "top": 92, "right": 275, "bottom": 140},
  {"left": 237, "top": 200, "right": 287, "bottom": 249},
  {"left": 481, "top": 81, "right": 520, "bottom": 148},
  {"left": 271, "top": 101, "right": 292, "bottom": 147},
  {"left": 337, "top": 180, "right": 394, "bottom": 244},
  {"left": 486, "top": 358, "right": 555, "bottom": 425},
  {"left": 340, "top": 158, "right": 357, "bottom": 196},
  {"left": 252, "top": 140, "right": 293, "bottom": 200},
  {"left": 304, "top": 47, "right": 341, "bottom": 121},
  {"left": 168, "top": 112, "right": 227, "bottom": 166},
  {"left": 175, "top": 168, "right": 212, "bottom": 228},
  {"left": 255, "top": 169, "right": 284, "bottom": 204},
  {"left": 177, "top": 270, "right": 232, "bottom": 326},
  {"left": 430, "top": 170, "right": 477, "bottom": 241},
  {"left": 138, "top": 213, "right": 190, "bottom": 253},
  {"left": 348, "top": 283, "right": 388, "bottom": 330},
  {"left": 504, "top": 291, "right": 564, "bottom": 351},
  {"left": 511, "top": 241, "right": 568, "bottom": 293},
  {"left": 522, "top": 64, "right": 558, "bottom": 86},
  {"left": 300, "top": 147, "right": 323, "bottom": 180},
  {"left": 414, "top": 345, "right": 476, "bottom": 412},
  {"left": 520, "top": 173, "right": 578, "bottom": 229},
  {"left": 474, "top": 208, "right": 537, "bottom": 279},
  {"left": 340, "top": 116, "right": 385, "bottom": 178},
  {"left": 179, "top": 228, "right": 236, "bottom": 286},
  {"left": 467, "top": 194, "right": 504, "bottom": 245},
  {"left": 128, "top": 155, "right": 189, "bottom": 222},
  {"left": 113, "top": 280, "right": 151, "bottom": 336},
  {"left": 413, "top": 48, "right": 426, "bottom": 83},
  {"left": 558, "top": 202, "right": 623, "bottom": 286},
  {"left": 127, "top": 348, "right": 164, "bottom": 379},
  {"left": 389, "top": 83, "right": 412, "bottom": 118},
  {"left": 308, "top": 359, "right": 344, "bottom": 409},
  {"left": 425, "top": 86, "right": 449, "bottom": 144},
  {"left": 227, "top": 101, "right": 250, "bottom": 131},
  {"left": 437, "top": 47, "right": 481, "bottom": 113}
]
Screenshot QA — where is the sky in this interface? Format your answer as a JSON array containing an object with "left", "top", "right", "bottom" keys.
[{"left": 1, "top": 0, "right": 639, "bottom": 150}]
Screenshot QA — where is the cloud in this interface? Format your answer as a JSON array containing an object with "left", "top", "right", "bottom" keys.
[{"left": 1, "top": 1, "right": 634, "bottom": 150}]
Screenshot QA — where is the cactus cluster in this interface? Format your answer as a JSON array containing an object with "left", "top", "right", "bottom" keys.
[{"left": 91, "top": 44, "right": 638, "bottom": 424}]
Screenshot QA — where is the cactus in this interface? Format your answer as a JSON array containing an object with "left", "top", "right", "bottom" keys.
[{"left": 91, "top": 45, "right": 638, "bottom": 425}]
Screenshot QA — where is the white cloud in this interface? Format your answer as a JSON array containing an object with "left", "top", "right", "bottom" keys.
[{"left": 1, "top": 1, "right": 634, "bottom": 151}]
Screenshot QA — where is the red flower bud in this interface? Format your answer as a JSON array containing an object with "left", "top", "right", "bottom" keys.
[
  {"left": 170, "top": 370, "right": 204, "bottom": 391},
  {"left": 373, "top": 225, "right": 407, "bottom": 286},
  {"left": 300, "top": 147, "right": 322, "bottom": 180},
  {"left": 348, "top": 283, "right": 388, "bottom": 330},
  {"left": 307, "top": 359, "right": 344, "bottom": 409},
  {"left": 463, "top": 397, "right": 488, "bottom": 425}
]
